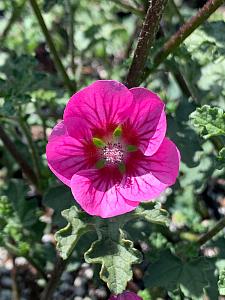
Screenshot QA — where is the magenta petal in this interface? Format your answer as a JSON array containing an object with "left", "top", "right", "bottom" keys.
[
  {"left": 148, "top": 137, "right": 180, "bottom": 185},
  {"left": 46, "top": 121, "right": 93, "bottom": 187},
  {"left": 64, "top": 80, "right": 134, "bottom": 139},
  {"left": 70, "top": 169, "right": 140, "bottom": 218},
  {"left": 119, "top": 138, "right": 180, "bottom": 202},
  {"left": 129, "top": 87, "right": 166, "bottom": 156}
]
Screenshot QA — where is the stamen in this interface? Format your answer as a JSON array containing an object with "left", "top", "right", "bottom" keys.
[{"left": 102, "top": 142, "right": 124, "bottom": 164}]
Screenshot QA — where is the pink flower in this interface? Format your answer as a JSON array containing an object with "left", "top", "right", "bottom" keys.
[
  {"left": 46, "top": 80, "right": 180, "bottom": 218},
  {"left": 109, "top": 291, "right": 143, "bottom": 300}
]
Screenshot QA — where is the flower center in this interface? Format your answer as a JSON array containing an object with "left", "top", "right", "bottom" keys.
[{"left": 102, "top": 142, "right": 124, "bottom": 164}]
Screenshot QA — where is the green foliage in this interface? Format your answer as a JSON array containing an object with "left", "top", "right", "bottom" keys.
[
  {"left": 0, "top": 54, "right": 46, "bottom": 115},
  {"left": 43, "top": 185, "right": 75, "bottom": 226},
  {"left": 217, "top": 147, "right": 225, "bottom": 169},
  {"left": 55, "top": 203, "right": 168, "bottom": 292},
  {"left": 218, "top": 269, "right": 225, "bottom": 295},
  {"left": 55, "top": 206, "right": 93, "bottom": 260},
  {"left": 144, "top": 249, "right": 212, "bottom": 299},
  {"left": 85, "top": 224, "right": 142, "bottom": 294},
  {"left": 190, "top": 105, "right": 225, "bottom": 139},
  {"left": 0, "top": 0, "right": 225, "bottom": 298}
]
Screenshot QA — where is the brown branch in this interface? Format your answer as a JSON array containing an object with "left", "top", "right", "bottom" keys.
[
  {"left": 126, "top": 0, "right": 168, "bottom": 88},
  {"left": 197, "top": 216, "right": 225, "bottom": 246},
  {"left": 40, "top": 256, "right": 68, "bottom": 300},
  {"left": 0, "top": 125, "right": 39, "bottom": 189},
  {"left": 143, "top": 0, "right": 225, "bottom": 81}
]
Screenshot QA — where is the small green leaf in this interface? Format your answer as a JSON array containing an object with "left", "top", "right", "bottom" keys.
[
  {"left": 217, "top": 147, "right": 225, "bottom": 170},
  {"left": 55, "top": 206, "right": 93, "bottom": 260},
  {"left": 84, "top": 223, "right": 142, "bottom": 294},
  {"left": 190, "top": 105, "right": 225, "bottom": 139},
  {"left": 92, "top": 137, "right": 106, "bottom": 148},
  {"left": 113, "top": 125, "right": 122, "bottom": 137},
  {"left": 127, "top": 145, "right": 138, "bottom": 152},
  {"left": 96, "top": 159, "right": 106, "bottom": 169},
  {"left": 118, "top": 162, "right": 126, "bottom": 174},
  {"left": 218, "top": 269, "right": 225, "bottom": 295}
]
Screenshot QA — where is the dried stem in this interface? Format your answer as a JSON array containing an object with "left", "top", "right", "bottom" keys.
[
  {"left": 29, "top": 0, "right": 75, "bottom": 94},
  {"left": 0, "top": 125, "right": 39, "bottom": 189},
  {"left": 197, "top": 216, "right": 225, "bottom": 246},
  {"left": 126, "top": 0, "right": 168, "bottom": 88},
  {"left": 143, "top": 0, "right": 225, "bottom": 81},
  {"left": 40, "top": 256, "right": 68, "bottom": 300}
]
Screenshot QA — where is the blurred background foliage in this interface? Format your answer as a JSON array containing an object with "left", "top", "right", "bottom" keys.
[{"left": 0, "top": 0, "right": 225, "bottom": 299}]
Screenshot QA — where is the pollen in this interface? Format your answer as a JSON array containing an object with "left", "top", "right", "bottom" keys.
[{"left": 102, "top": 142, "right": 124, "bottom": 164}]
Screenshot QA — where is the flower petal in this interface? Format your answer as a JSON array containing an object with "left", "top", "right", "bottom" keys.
[
  {"left": 119, "top": 138, "right": 180, "bottom": 202},
  {"left": 70, "top": 169, "right": 140, "bottom": 218},
  {"left": 46, "top": 121, "right": 97, "bottom": 187},
  {"left": 127, "top": 87, "right": 166, "bottom": 156},
  {"left": 63, "top": 80, "right": 134, "bottom": 139}
]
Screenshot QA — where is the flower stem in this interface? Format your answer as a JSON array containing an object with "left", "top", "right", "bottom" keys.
[
  {"left": 197, "top": 216, "right": 225, "bottom": 246},
  {"left": 143, "top": 0, "right": 225, "bottom": 81},
  {"left": 0, "top": 125, "right": 39, "bottom": 190},
  {"left": 126, "top": 0, "right": 168, "bottom": 88},
  {"left": 28, "top": 0, "right": 75, "bottom": 94}
]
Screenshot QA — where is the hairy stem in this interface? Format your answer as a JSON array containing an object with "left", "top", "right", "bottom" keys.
[
  {"left": 29, "top": 0, "right": 75, "bottom": 94},
  {"left": 126, "top": 0, "right": 168, "bottom": 88},
  {"left": 40, "top": 256, "right": 68, "bottom": 300},
  {"left": 0, "top": 125, "right": 39, "bottom": 189},
  {"left": 111, "top": 0, "right": 144, "bottom": 17},
  {"left": 143, "top": 0, "right": 225, "bottom": 81},
  {"left": 197, "top": 216, "right": 225, "bottom": 246}
]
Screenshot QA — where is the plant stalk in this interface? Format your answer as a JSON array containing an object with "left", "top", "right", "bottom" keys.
[
  {"left": 29, "top": 0, "right": 75, "bottom": 94},
  {"left": 197, "top": 216, "right": 225, "bottom": 246},
  {"left": 126, "top": 0, "right": 168, "bottom": 88},
  {"left": 40, "top": 256, "right": 69, "bottom": 300},
  {"left": 0, "top": 125, "right": 39, "bottom": 190}
]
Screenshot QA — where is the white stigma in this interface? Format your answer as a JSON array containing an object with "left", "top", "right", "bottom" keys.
[{"left": 102, "top": 142, "right": 124, "bottom": 164}]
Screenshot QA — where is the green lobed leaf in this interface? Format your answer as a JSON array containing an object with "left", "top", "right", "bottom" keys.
[
  {"left": 217, "top": 147, "right": 225, "bottom": 169},
  {"left": 144, "top": 249, "right": 212, "bottom": 299},
  {"left": 135, "top": 202, "right": 170, "bottom": 226},
  {"left": 190, "top": 105, "right": 225, "bottom": 139},
  {"left": 84, "top": 222, "right": 142, "bottom": 294},
  {"left": 55, "top": 206, "right": 93, "bottom": 260},
  {"left": 218, "top": 269, "right": 225, "bottom": 296}
]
